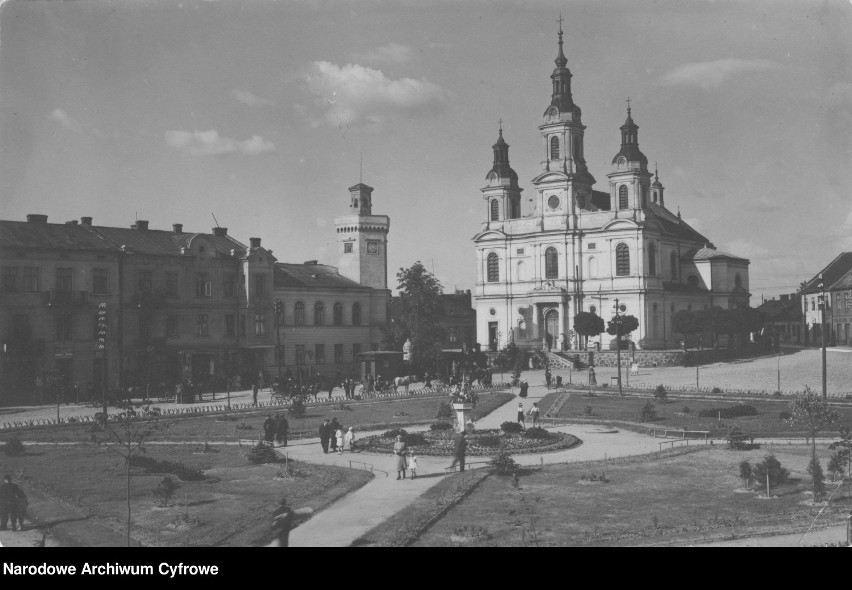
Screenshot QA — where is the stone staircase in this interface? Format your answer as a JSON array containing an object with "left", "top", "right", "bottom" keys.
[{"left": 546, "top": 351, "right": 574, "bottom": 369}]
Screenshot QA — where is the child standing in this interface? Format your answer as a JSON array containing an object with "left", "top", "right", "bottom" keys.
[
  {"left": 530, "top": 402, "right": 540, "bottom": 427},
  {"left": 408, "top": 452, "right": 418, "bottom": 479},
  {"left": 344, "top": 426, "right": 356, "bottom": 451},
  {"left": 517, "top": 402, "right": 526, "bottom": 429},
  {"left": 335, "top": 427, "right": 344, "bottom": 455}
]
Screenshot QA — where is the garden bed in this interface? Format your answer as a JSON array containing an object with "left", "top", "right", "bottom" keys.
[{"left": 357, "top": 427, "right": 580, "bottom": 456}]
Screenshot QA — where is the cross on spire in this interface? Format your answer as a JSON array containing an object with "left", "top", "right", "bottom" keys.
[
  {"left": 626, "top": 96, "right": 632, "bottom": 113},
  {"left": 557, "top": 13, "right": 564, "bottom": 32},
  {"left": 498, "top": 118, "right": 503, "bottom": 132}
]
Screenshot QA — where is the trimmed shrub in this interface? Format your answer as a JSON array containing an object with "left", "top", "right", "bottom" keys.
[
  {"left": 490, "top": 444, "right": 518, "bottom": 474},
  {"left": 752, "top": 454, "right": 789, "bottom": 488},
  {"left": 778, "top": 411, "right": 792, "bottom": 421},
  {"left": 383, "top": 428, "right": 408, "bottom": 439},
  {"left": 727, "top": 426, "right": 755, "bottom": 450},
  {"left": 477, "top": 435, "right": 502, "bottom": 447},
  {"left": 436, "top": 401, "right": 453, "bottom": 419},
  {"left": 500, "top": 421, "right": 523, "bottom": 434},
  {"left": 404, "top": 432, "right": 428, "bottom": 446},
  {"left": 522, "top": 427, "right": 551, "bottom": 440},
  {"left": 247, "top": 440, "right": 278, "bottom": 464},
  {"left": 654, "top": 385, "right": 667, "bottom": 401},
  {"left": 682, "top": 406, "right": 691, "bottom": 414},
  {"left": 429, "top": 422, "right": 453, "bottom": 431},
  {"left": 827, "top": 450, "right": 849, "bottom": 481},
  {"left": 153, "top": 476, "right": 181, "bottom": 507},
  {"left": 807, "top": 457, "right": 827, "bottom": 500},
  {"left": 711, "top": 387, "right": 722, "bottom": 394},
  {"left": 3, "top": 438, "right": 24, "bottom": 456},
  {"left": 288, "top": 396, "right": 306, "bottom": 418},
  {"left": 640, "top": 401, "right": 657, "bottom": 421},
  {"left": 698, "top": 405, "right": 758, "bottom": 419}
]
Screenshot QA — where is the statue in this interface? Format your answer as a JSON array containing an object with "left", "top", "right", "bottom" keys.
[{"left": 402, "top": 339, "right": 413, "bottom": 362}]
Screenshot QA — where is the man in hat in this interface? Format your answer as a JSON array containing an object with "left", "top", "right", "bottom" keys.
[
  {"left": 448, "top": 431, "right": 468, "bottom": 472},
  {"left": 0, "top": 475, "right": 27, "bottom": 532}
]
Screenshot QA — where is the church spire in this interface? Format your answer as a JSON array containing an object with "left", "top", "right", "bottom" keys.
[
  {"left": 611, "top": 99, "right": 648, "bottom": 170},
  {"left": 548, "top": 15, "right": 574, "bottom": 114},
  {"left": 487, "top": 121, "right": 518, "bottom": 188}
]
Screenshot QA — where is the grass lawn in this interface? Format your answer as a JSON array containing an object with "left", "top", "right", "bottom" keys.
[
  {"left": 1, "top": 391, "right": 515, "bottom": 445},
  {"left": 6, "top": 444, "right": 371, "bottom": 547},
  {"left": 554, "top": 392, "right": 852, "bottom": 437},
  {"left": 413, "top": 446, "right": 852, "bottom": 546}
]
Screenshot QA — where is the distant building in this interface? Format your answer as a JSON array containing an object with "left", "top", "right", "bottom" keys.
[
  {"left": 829, "top": 270, "right": 852, "bottom": 346},
  {"left": 471, "top": 25, "right": 750, "bottom": 352},
  {"left": 757, "top": 293, "right": 803, "bottom": 345},
  {"left": 438, "top": 290, "right": 477, "bottom": 350},
  {"left": 800, "top": 252, "right": 852, "bottom": 345}
]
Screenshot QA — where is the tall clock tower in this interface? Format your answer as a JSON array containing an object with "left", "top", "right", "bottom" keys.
[{"left": 334, "top": 182, "right": 390, "bottom": 289}]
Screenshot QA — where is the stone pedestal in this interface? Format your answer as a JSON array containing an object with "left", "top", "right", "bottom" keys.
[{"left": 452, "top": 403, "right": 473, "bottom": 434}]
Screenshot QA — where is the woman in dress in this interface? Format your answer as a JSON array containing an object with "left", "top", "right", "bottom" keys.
[{"left": 393, "top": 435, "right": 408, "bottom": 480}]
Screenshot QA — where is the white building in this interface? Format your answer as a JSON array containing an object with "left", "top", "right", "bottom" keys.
[{"left": 472, "top": 25, "right": 750, "bottom": 352}]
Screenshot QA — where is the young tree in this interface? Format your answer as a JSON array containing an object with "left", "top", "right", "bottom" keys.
[
  {"left": 91, "top": 414, "right": 163, "bottom": 546},
  {"left": 393, "top": 262, "right": 447, "bottom": 372},
  {"left": 739, "top": 460, "right": 752, "bottom": 489},
  {"left": 828, "top": 426, "right": 852, "bottom": 480},
  {"left": 573, "top": 312, "right": 604, "bottom": 350},
  {"left": 787, "top": 387, "right": 840, "bottom": 501}
]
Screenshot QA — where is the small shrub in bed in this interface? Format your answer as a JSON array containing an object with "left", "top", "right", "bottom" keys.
[
  {"left": 246, "top": 441, "right": 278, "bottom": 465},
  {"left": 490, "top": 444, "right": 518, "bottom": 474},
  {"left": 522, "top": 427, "right": 551, "bottom": 440},
  {"left": 654, "top": 385, "right": 667, "bottom": 401},
  {"left": 430, "top": 422, "right": 453, "bottom": 431},
  {"left": 500, "top": 421, "right": 523, "bottom": 434}
]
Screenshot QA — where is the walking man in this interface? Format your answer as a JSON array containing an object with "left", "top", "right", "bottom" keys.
[
  {"left": 448, "top": 431, "right": 468, "bottom": 472},
  {"left": 545, "top": 366, "right": 552, "bottom": 389},
  {"left": 252, "top": 382, "right": 259, "bottom": 407},
  {"left": 319, "top": 419, "right": 331, "bottom": 454},
  {"left": 0, "top": 475, "right": 27, "bottom": 532},
  {"left": 275, "top": 413, "right": 289, "bottom": 447}
]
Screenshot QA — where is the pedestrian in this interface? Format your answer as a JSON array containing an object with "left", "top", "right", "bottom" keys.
[
  {"left": 319, "top": 419, "right": 330, "bottom": 454},
  {"left": 329, "top": 417, "right": 342, "bottom": 452},
  {"left": 252, "top": 383, "right": 259, "bottom": 407},
  {"left": 530, "top": 403, "right": 541, "bottom": 427},
  {"left": 517, "top": 402, "right": 526, "bottom": 429},
  {"left": 424, "top": 372, "right": 432, "bottom": 389},
  {"left": 408, "top": 452, "right": 418, "bottom": 479},
  {"left": 344, "top": 426, "right": 356, "bottom": 452},
  {"left": 0, "top": 475, "right": 27, "bottom": 532},
  {"left": 263, "top": 414, "right": 276, "bottom": 443},
  {"left": 393, "top": 435, "right": 408, "bottom": 480},
  {"left": 545, "top": 366, "right": 552, "bottom": 389},
  {"left": 588, "top": 366, "right": 597, "bottom": 386},
  {"left": 269, "top": 498, "right": 313, "bottom": 548},
  {"left": 335, "top": 426, "right": 344, "bottom": 455},
  {"left": 275, "top": 413, "right": 289, "bottom": 447},
  {"left": 448, "top": 431, "right": 467, "bottom": 472},
  {"left": 258, "top": 371, "right": 265, "bottom": 393},
  {"left": 519, "top": 379, "right": 529, "bottom": 399}
]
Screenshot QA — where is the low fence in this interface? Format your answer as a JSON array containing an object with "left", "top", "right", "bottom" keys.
[{"left": 648, "top": 427, "right": 710, "bottom": 440}]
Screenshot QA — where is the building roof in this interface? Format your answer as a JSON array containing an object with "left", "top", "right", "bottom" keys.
[
  {"left": 0, "top": 220, "right": 115, "bottom": 252},
  {"left": 829, "top": 269, "right": 852, "bottom": 291},
  {"left": 687, "top": 247, "right": 749, "bottom": 263},
  {"left": 757, "top": 295, "right": 802, "bottom": 322},
  {"left": 646, "top": 202, "right": 710, "bottom": 243},
  {"left": 803, "top": 252, "right": 852, "bottom": 294},
  {"left": 440, "top": 291, "right": 476, "bottom": 318},
  {"left": 92, "top": 226, "right": 246, "bottom": 257},
  {"left": 274, "top": 263, "right": 372, "bottom": 290}
]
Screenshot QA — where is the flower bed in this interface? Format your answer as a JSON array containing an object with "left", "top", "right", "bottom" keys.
[{"left": 357, "top": 428, "right": 580, "bottom": 457}]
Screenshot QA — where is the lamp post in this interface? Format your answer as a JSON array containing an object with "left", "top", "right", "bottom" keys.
[
  {"left": 274, "top": 299, "right": 283, "bottom": 381},
  {"left": 613, "top": 299, "right": 626, "bottom": 397},
  {"left": 818, "top": 274, "right": 827, "bottom": 399},
  {"left": 97, "top": 303, "right": 109, "bottom": 420},
  {"left": 777, "top": 350, "right": 783, "bottom": 394}
]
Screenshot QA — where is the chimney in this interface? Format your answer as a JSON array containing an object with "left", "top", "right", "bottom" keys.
[
  {"left": 304, "top": 260, "right": 318, "bottom": 265},
  {"left": 173, "top": 223, "right": 183, "bottom": 234},
  {"left": 250, "top": 237, "right": 261, "bottom": 249},
  {"left": 26, "top": 214, "right": 48, "bottom": 224},
  {"left": 212, "top": 227, "right": 228, "bottom": 237},
  {"left": 80, "top": 216, "right": 92, "bottom": 226},
  {"left": 135, "top": 220, "right": 149, "bottom": 231}
]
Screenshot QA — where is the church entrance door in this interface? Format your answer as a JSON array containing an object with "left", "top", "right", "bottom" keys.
[{"left": 544, "top": 310, "right": 559, "bottom": 350}]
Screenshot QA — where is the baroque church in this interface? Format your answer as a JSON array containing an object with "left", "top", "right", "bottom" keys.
[{"left": 472, "top": 25, "right": 750, "bottom": 352}]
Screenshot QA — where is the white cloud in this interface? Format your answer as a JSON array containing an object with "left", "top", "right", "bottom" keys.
[
  {"left": 746, "top": 195, "right": 783, "bottom": 212},
  {"left": 232, "top": 89, "right": 274, "bottom": 106},
  {"left": 49, "top": 109, "right": 81, "bottom": 132},
  {"left": 725, "top": 238, "right": 770, "bottom": 261},
  {"left": 349, "top": 43, "right": 412, "bottom": 64},
  {"left": 304, "top": 61, "right": 448, "bottom": 127},
  {"left": 660, "top": 59, "right": 782, "bottom": 90},
  {"left": 164, "top": 129, "right": 276, "bottom": 156}
]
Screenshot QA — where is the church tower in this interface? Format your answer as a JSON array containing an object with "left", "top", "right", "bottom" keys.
[
  {"left": 531, "top": 19, "right": 595, "bottom": 216},
  {"left": 481, "top": 124, "right": 522, "bottom": 226},
  {"left": 651, "top": 165, "right": 665, "bottom": 208},
  {"left": 335, "top": 183, "right": 390, "bottom": 289},
  {"left": 606, "top": 104, "right": 653, "bottom": 213}
]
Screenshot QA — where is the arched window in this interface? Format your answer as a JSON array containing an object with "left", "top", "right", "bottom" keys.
[
  {"left": 314, "top": 301, "right": 324, "bottom": 325},
  {"left": 294, "top": 301, "right": 305, "bottom": 326},
  {"left": 647, "top": 242, "right": 656, "bottom": 275},
  {"left": 734, "top": 273, "right": 742, "bottom": 290},
  {"left": 550, "top": 136, "right": 560, "bottom": 160},
  {"left": 618, "top": 185, "right": 629, "bottom": 210},
  {"left": 333, "top": 302, "right": 343, "bottom": 326},
  {"left": 490, "top": 199, "right": 499, "bottom": 221},
  {"left": 516, "top": 261, "right": 526, "bottom": 281},
  {"left": 687, "top": 275, "right": 699, "bottom": 288},
  {"left": 487, "top": 252, "right": 499, "bottom": 282},
  {"left": 588, "top": 256, "right": 597, "bottom": 277},
  {"left": 352, "top": 302, "right": 362, "bottom": 326},
  {"left": 545, "top": 247, "right": 558, "bottom": 279},
  {"left": 670, "top": 252, "right": 678, "bottom": 281},
  {"left": 615, "top": 243, "right": 630, "bottom": 276}
]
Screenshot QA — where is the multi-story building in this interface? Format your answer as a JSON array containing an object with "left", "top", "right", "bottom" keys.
[
  {"left": 757, "top": 293, "right": 803, "bottom": 345},
  {"left": 801, "top": 252, "right": 852, "bottom": 346},
  {"left": 472, "top": 25, "right": 750, "bottom": 352},
  {"left": 438, "top": 290, "right": 477, "bottom": 350},
  {"left": 829, "top": 270, "right": 852, "bottom": 346}
]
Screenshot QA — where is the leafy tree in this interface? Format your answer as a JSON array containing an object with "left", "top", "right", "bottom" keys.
[
  {"left": 752, "top": 454, "right": 789, "bottom": 489},
  {"left": 828, "top": 426, "right": 852, "bottom": 480},
  {"left": 672, "top": 310, "right": 701, "bottom": 346},
  {"left": 640, "top": 400, "right": 656, "bottom": 421},
  {"left": 807, "top": 457, "right": 827, "bottom": 500},
  {"left": 727, "top": 425, "right": 753, "bottom": 450},
  {"left": 739, "top": 460, "right": 752, "bottom": 489},
  {"left": 827, "top": 450, "right": 849, "bottom": 481},
  {"left": 787, "top": 387, "right": 840, "bottom": 501},
  {"left": 153, "top": 476, "right": 180, "bottom": 507},
  {"left": 573, "top": 312, "right": 604, "bottom": 350},
  {"left": 391, "top": 262, "right": 447, "bottom": 372},
  {"left": 606, "top": 314, "right": 639, "bottom": 337}
]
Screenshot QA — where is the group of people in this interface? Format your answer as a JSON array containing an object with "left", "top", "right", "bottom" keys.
[
  {"left": 392, "top": 435, "right": 419, "bottom": 480},
  {"left": 0, "top": 475, "right": 27, "bottom": 532},
  {"left": 516, "top": 402, "right": 540, "bottom": 429},
  {"left": 318, "top": 418, "right": 355, "bottom": 455},
  {"left": 263, "top": 413, "right": 290, "bottom": 446}
]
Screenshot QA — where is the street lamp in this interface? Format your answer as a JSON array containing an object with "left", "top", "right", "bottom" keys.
[
  {"left": 612, "top": 300, "right": 626, "bottom": 397},
  {"left": 817, "top": 274, "right": 827, "bottom": 399},
  {"left": 776, "top": 350, "right": 783, "bottom": 394}
]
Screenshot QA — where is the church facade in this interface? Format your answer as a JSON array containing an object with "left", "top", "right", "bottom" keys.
[{"left": 472, "top": 26, "right": 750, "bottom": 352}]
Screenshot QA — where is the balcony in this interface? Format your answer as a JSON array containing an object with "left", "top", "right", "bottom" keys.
[{"left": 44, "top": 290, "right": 89, "bottom": 307}]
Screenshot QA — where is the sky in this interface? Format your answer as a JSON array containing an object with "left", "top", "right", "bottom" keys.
[{"left": 1, "top": 0, "right": 851, "bottom": 302}]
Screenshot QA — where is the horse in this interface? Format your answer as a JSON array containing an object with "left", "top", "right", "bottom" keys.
[{"left": 393, "top": 375, "right": 415, "bottom": 393}]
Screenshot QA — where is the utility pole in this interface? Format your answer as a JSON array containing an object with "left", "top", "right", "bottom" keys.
[
  {"left": 274, "top": 299, "right": 283, "bottom": 380},
  {"left": 613, "top": 299, "right": 626, "bottom": 396},
  {"left": 818, "top": 274, "right": 827, "bottom": 399},
  {"left": 97, "top": 303, "right": 109, "bottom": 420}
]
